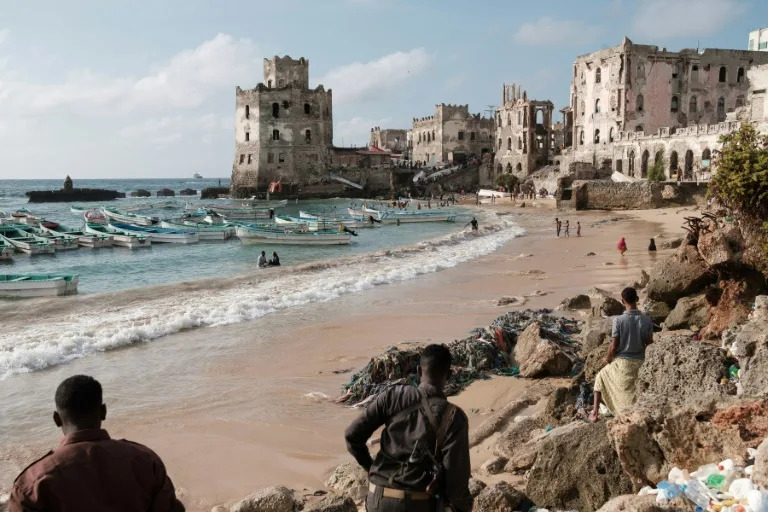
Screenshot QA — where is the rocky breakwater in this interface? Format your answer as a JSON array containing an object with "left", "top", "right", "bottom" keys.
[{"left": 26, "top": 176, "right": 125, "bottom": 203}]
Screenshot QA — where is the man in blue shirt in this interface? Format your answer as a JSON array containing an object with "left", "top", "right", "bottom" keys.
[{"left": 589, "top": 287, "right": 653, "bottom": 421}]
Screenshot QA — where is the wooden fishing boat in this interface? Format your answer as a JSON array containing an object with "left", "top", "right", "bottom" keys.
[
  {"left": 70, "top": 205, "right": 87, "bottom": 214},
  {"left": 236, "top": 224, "right": 351, "bottom": 245},
  {"left": 102, "top": 207, "right": 159, "bottom": 226},
  {"left": 351, "top": 206, "right": 456, "bottom": 224},
  {"left": 41, "top": 225, "right": 113, "bottom": 248},
  {"left": 107, "top": 222, "right": 199, "bottom": 244},
  {"left": 299, "top": 211, "right": 375, "bottom": 228},
  {"left": 0, "top": 274, "right": 79, "bottom": 298},
  {"left": 159, "top": 220, "right": 234, "bottom": 241},
  {"left": 0, "top": 227, "right": 55, "bottom": 255},
  {"left": 0, "top": 237, "right": 13, "bottom": 261},
  {"left": 20, "top": 226, "right": 79, "bottom": 250},
  {"left": 85, "top": 223, "right": 150, "bottom": 249}
]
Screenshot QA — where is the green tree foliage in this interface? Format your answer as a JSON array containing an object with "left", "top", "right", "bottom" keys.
[
  {"left": 495, "top": 172, "right": 519, "bottom": 191},
  {"left": 709, "top": 123, "right": 768, "bottom": 217},
  {"left": 647, "top": 160, "right": 666, "bottom": 182}
]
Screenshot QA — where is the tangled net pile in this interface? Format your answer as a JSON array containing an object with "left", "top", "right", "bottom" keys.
[{"left": 336, "top": 309, "right": 581, "bottom": 407}]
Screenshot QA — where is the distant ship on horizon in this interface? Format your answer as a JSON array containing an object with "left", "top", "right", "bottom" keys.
[{"left": 193, "top": 173, "right": 203, "bottom": 179}]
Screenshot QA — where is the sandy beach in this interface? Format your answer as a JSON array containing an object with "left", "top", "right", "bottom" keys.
[{"left": 0, "top": 200, "right": 695, "bottom": 510}]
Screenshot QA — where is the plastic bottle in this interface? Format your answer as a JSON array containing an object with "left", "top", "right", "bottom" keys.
[
  {"left": 707, "top": 474, "right": 726, "bottom": 489},
  {"left": 694, "top": 464, "right": 720, "bottom": 479},
  {"left": 657, "top": 481, "right": 684, "bottom": 499},
  {"left": 683, "top": 479, "right": 711, "bottom": 510},
  {"left": 747, "top": 489, "right": 768, "bottom": 512},
  {"left": 728, "top": 478, "right": 756, "bottom": 500}
]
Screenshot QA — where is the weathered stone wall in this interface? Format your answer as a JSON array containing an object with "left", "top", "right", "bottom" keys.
[
  {"left": 561, "top": 180, "right": 663, "bottom": 210},
  {"left": 370, "top": 127, "right": 407, "bottom": 153},
  {"left": 423, "top": 165, "right": 480, "bottom": 194},
  {"left": 411, "top": 104, "right": 492, "bottom": 165}
]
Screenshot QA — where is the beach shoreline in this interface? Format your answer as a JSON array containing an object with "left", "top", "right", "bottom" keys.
[{"left": 0, "top": 199, "right": 695, "bottom": 510}]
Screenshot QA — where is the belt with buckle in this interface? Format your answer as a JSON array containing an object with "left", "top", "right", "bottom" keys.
[{"left": 369, "top": 483, "right": 431, "bottom": 501}]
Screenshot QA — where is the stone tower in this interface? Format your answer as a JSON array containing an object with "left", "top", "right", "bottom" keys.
[{"left": 231, "top": 56, "right": 333, "bottom": 195}]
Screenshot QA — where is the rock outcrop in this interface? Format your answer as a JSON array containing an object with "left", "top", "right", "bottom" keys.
[
  {"left": 526, "top": 422, "right": 633, "bottom": 511},
  {"left": 596, "top": 494, "right": 690, "bottom": 512},
  {"left": 646, "top": 245, "right": 715, "bottom": 305},
  {"left": 642, "top": 300, "right": 671, "bottom": 324},
  {"left": 472, "top": 482, "right": 526, "bottom": 512},
  {"left": 663, "top": 295, "right": 711, "bottom": 330},
  {"left": 515, "top": 322, "right": 573, "bottom": 378},
  {"left": 303, "top": 495, "right": 356, "bottom": 512},
  {"left": 324, "top": 463, "right": 368, "bottom": 502},
  {"left": 230, "top": 486, "right": 296, "bottom": 512}
]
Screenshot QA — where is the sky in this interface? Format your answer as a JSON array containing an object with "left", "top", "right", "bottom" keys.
[{"left": 0, "top": 0, "right": 764, "bottom": 179}]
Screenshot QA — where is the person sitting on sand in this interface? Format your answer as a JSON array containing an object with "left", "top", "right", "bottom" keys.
[
  {"left": 617, "top": 237, "right": 627, "bottom": 255},
  {"left": 269, "top": 252, "right": 280, "bottom": 266},
  {"left": 9, "top": 375, "right": 184, "bottom": 512},
  {"left": 648, "top": 238, "right": 657, "bottom": 251},
  {"left": 345, "top": 344, "right": 473, "bottom": 512},
  {"left": 258, "top": 251, "right": 268, "bottom": 268},
  {"left": 589, "top": 288, "right": 653, "bottom": 422}
]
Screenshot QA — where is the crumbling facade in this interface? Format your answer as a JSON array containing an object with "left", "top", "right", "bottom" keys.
[
  {"left": 410, "top": 104, "right": 493, "bottom": 166},
  {"left": 562, "top": 38, "right": 768, "bottom": 179},
  {"left": 369, "top": 128, "right": 407, "bottom": 153},
  {"left": 232, "top": 56, "right": 334, "bottom": 192},
  {"left": 493, "top": 83, "right": 555, "bottom": 177}
]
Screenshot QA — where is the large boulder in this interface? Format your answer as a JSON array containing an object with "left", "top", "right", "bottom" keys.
[
  {"left": 581, "top": 317, "right": 613, "bottom": 381},
  {"left": 526, "top": 422, "right": 633, "bottom": 511},
  {"left": 472, "top": 482, "right": 526, "bottom": 512},
  {"left": 642, "top": 300, "right": 671, "bottom": 325},
  {"left": 468, "top": 478, "right": 487, "bottom": 498},
  {"left": 231, "top": 486, "right": 296, "bottom": 512},
  {"left": 608, "top": 399, "right": 768, "bottom": 489},
  {"left": 733, "top": 325, "right": 768, "bottom": 398},
  {"left": 542, "top": 381, "right": 581, "bottom": 425},
  {"left": 560, "top": 294, "right": 592, "bottom": 310},
  {"left": 492, "top": 415, "right": 545, "bottom": 465},
  {"left": 663, "top": 295, "right": 711, "bottom": 330},
  {"left": 634, "top": 333, "right": 732, "bottom": 404},
  {"left": 697, "top": 229, "right": 734, "bottom": 267},
  {"left": 515, "top": 322, "right": 573, "bottom": 378},
  {"left": 703, "top": 279, "right": 764, "bottom": 339},
  {"left": 646, "top": 245, "right": 715, "bottom": 305},
  {"left": 587, "top": 288, "right": 625, "bottom": 317},
  {"left": 324, "top": 463, "right": 368, "bottom": 501},
  {"left": 480, "top": 456, "right": 508, "bottom": 475},
  {"left": 302, "top": 495, "right": 356, "bottom": 512}
]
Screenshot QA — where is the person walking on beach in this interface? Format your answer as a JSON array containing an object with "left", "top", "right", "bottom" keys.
[
  {"left": 564, "top": 220, "right": 570, "bottom": 238},
  {"left": 345, "top": 344, "right": 473, "bottom": 512},
  {"left": 9, "top": 375, "right": 185, "bottom": 512},
  {"left": 589, "top": 288, "right": 653, "bottom": 422},
  {"left": 577, "top": 221, "right": 582, "bottom": 237},
  {"left": 555, "top": 218, "right": 561, "bottom": 237},
  {"left": 617, "top": 237, "right": 627, "bottom": 255}
]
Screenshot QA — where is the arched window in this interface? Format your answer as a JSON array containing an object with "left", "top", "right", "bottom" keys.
[
  {"left": 737, "top": 67, "right": 745, "bottom": 83},
  {"left": 628, "top": 150, "right": 635, "bottom": 176},
  {"left": 641, "top": 150, "right": 649, "bottom": 178},
  {"left": 702, "top": 148, "right": 712, "bottom": 168},
  {"left": 579, "top": 130, "right": 584, "bottom": 145},
  {"left": 516, "top": 163, "right": 522, "bottom": 172},
  {"left": 427, "top": 132, "right": 431, "bottom": 142},
  {"left": 304, "top": 103, "right": 311, "bottom": 115},
  {"left": 432, "top": 130, "right": 435, "bottom": 141},
  {"left": 689, "top": 96, "right": 697, "bottom": 113},
  {"left": 671, "top": 96, "right": 679, "bottom": 113},
  {"left": 507, "top": 137, "right": 512, "bottom": 150},
  {"left": 497, "top": 163, "right": 503, "bottom": 173},
  {"left": 497, "top": 138, "right": 502, "bottom": 149},
  {"left": 272, "top": 129, "right": 280, "bottom": 141},
  {"left": 518, "top": 137, "right": 522, "bottom": 150},
  {"left": 685, "top": 150, "right": 694, "bottom": 179},
  {"left": 719, "top": 66, "right": 727, "bottom": 83},
  {"left": 245, "top": 105, "right": 250, "bottom": 119},
  {"left": 580, "top": 100, "right": 585, "bottom": 117},
  {"left": 635, "top": 125, "right": 644, "bottom": 132},
  {"left": 595, "top": 67, "right": 602, "bottom": 83},
  {"left": 655, "top": 150, "right": 664, "bottom": 167},
  {"left": 717, "top": 97, "right": 726, "bottom": 121},
  {"left": 497, "top": 115, "right": 501, "bottom": 128},
  {"left": 245, "top": 131, "right": 250, "bottom": 142},
  {"left": 595, "top": 99, "right": 601, "bottom": 113},
  {"left": 670, "top": 151, "right": 679, "bottom": 175},
  {"left": 272, "top": 102, "right": 279, "bottom": 118},
  {"left": 673, "top": 63, "right": 680, "bottom": 79},
  {"left": 305, "top": 129, "right": 311, "bottom": 143},
  {"left": 507, "top": 114, "right": 511, "bottom": 126},
  {"left": 609, "top": 127, "right": 614, "bottom": 142},
  {"left": 594, "top": 129, "right": 600, "bottom": 143},
  {"left": 418, "top": 133, "right": 422, "bottom": 143},
  {"left": 636, "top": 94, "right": 644, "bottom": 112}
]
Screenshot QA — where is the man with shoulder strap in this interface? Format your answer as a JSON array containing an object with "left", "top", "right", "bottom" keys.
[{"left": 345, "top": 344, "right": 473, "bottom": 512}]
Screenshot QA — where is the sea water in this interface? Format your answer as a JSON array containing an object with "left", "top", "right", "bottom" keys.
[{"left": 0, "top": 178, "right": 525, "bottom": 379}]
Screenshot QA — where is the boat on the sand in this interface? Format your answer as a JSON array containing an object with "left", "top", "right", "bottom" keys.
[
  {"left": 236, "top": 224, "right": 351, "bottom": 245},
  {"left": 85, "top": 223, "right": 150, "bottom": 249},
  {"left": 102, "top": 207, "right": 159, "bottom": 226},
  {"left": 107, "top": 222, "right": 199, "bottom": 244},
  {"left": 0, "top": 274, "right": 79, "bottom": 298}
]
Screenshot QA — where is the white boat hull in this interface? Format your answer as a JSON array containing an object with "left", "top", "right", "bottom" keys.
[
  {"left": 108, "top": 223, "right": 199, "bottom": 244},
  {"left": 103, "top": 209, "right": 156, "bottom": 226},
  {"left": 159, "top": 221, "right": 233, "bottom": 241},
  {"left": 0, "top": 234, "right": 55, "bottom": 255},
  {"left": 236, "top": 226, "right": 351, "bottom": 245},
  {"left": 0, "top": 276, "right": 79, "bottom": 297},
  {"left": 380, "top": 214, "right": 456, "bottom": 223},
  {"left": 84, "top": 224, "right": 151, "bottom": 249}
]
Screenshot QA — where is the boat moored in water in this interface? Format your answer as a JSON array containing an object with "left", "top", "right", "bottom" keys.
[
  {"left": 235, "top": 224, "right": 351, "bottom": 245},
  {"left": 102, "top": 207, "right": 159, "bottom": 226},
  {"left": 0, "top": 274, "right": 79, "bottom": 298},
  {"left": 0, "top": 237, "right": 14, "bottom": 261},
  {"left": 41, "top": 225, "right": 113, "bottom": 248},
  {"left": 0, "top": 226, "right": 56, "bottom": 255},
  {"left": 159, "top": 220, "right": 234, "bottom": 241},
  {"left": 107, "top": 222, "right": 199, "bottom": 244},
  {"left": 85, "top": 223, "right": 150, "bottom": 249},
  {"left": 19, "top": 226, "right": 79, "bottom": 251}
]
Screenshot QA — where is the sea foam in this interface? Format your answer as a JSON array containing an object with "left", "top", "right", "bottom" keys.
[{"left": 0, "top": 220, "right": 524, "bottom": 379}]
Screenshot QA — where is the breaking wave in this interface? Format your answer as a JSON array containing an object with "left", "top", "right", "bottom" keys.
[{"left": 0, "top": 220, "right": 525, "bottom": 379}]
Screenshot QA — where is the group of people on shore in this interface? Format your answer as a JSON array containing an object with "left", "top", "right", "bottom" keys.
[{"left": 555, "top": 217, "right": 581, "bottom": 238}]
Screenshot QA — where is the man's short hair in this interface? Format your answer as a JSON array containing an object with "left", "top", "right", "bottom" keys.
[
  {"left": 621, "top": 287, "right": 639, "bottom": 304},
  {"left": 55, "top": 375, "right": 103, "bottom": 418},
  {"left": 420, "top": 344, "right": 452, "bottom": 376}
]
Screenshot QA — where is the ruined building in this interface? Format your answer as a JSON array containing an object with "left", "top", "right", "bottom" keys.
[
  {"left": 562, "top": 37, "right": 768, "bottom": 179},
  {"left": 369, "top": 128, "right": 407, "bottom": 153},
  {"left": 231, "top": 56, "right": 333, "bottom": 193},
  {"left": 493, "top": 83, "right": 555, "bottom": 177},
  {"left": 410, "top": 104, "right": 493, "bottom": 166}
]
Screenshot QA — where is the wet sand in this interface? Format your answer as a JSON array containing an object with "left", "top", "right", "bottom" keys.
[{"left": 0, "top": 200, "right": 694, "bottom": 510}]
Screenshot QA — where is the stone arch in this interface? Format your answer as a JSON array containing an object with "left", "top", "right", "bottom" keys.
[
  {"left": 536, "top": 109, "right": 543, "bottom": 124},
  {"left": 641, "top": 149, "right": 649, "bottom": 178},
  {"left": 685, "top": 150, "right": 694, "bottom": 179},
  {"left": 702, "top": 148, "right": 712, "bottom": 168},
  {"left": 497, "top": 163, "right": 503, "bottom": 173},
  {"left": 669, "top": 151, "right": 679, "bottom": 176},
  {"left": 595, "top": 98, "right": 601, "bottom": 113},
  {"left": 506, "top": 163, "right": 513, "bottom": 173},
  {"left": 507, "top": 137, "right": 512, "bottom": 150},
  {"left": 516, "top": 163, "right": 522, "bottom": 172},
  {"left": 628, "top": 150, "right": 635, "bottom": 177},
  {"left": 719, "top": 66, "right": 727, "bottom": 83}
]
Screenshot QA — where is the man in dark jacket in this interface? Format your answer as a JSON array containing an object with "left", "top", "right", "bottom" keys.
[
  {"left": 10, "top": 375, "right": 185, "bottom": 512},
  {"left": 345, "top": 344, "right": 473, "bottom": 512}
]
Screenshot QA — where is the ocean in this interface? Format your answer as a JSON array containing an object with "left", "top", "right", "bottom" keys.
[{"left": 0, "top": 178, "right": 525, "bottom": 379}]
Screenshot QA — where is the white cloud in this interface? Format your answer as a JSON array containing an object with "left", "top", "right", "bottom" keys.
[
  {"left": 631, "top": 0, "right": 747, "bottom": 40},
  {"left": 120, "top": 113, "right": 230, "bottom": 145},
  {"left": 514, "top": 17, "right": 603, "bottom": 46},
  {"left": 335, "top": 116, "right": 392, "bottom": 147},
  {"left": 318, "top": 48, "right": 432, "bottom": 103}
]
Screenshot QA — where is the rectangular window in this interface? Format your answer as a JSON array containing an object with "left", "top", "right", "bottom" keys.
[
  {"left": 268, "top": 153, "right": 274, "bottom": 163},
  {"left": 278, "top": 153, "right": 285, "bottom": 163},
  {"left": 470, "top": 132, "right": 476, "bottom": 140},
  {"left": 761, "top": 42, "right": 768, "bottom": 50},
  {"left": 458, "top": 131, "right": 464, "bottom": 140},
  {"left": 247, "top": 154, "right": 252, "bottom": 164},
  {"left": 245, "top": 132, "right": 250, "bottom": 142},
  {"left": 239, "top": 154, "right": 244, "bottom": 164}
]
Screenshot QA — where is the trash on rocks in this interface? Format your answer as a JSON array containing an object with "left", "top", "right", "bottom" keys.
[{"left": 336, "top": 310, "right": 581, "bottom": 407}]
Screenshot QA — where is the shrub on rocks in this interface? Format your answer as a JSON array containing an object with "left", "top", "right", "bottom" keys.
[
  {"left": 646, "top": 245, "right": 715, "bottom": 306},
  {"left": 230, "top": 486, "right": 296, "bottom": 512},
  {"left": 526, "top": 422, "right": 633, "bottom": 512},
  {"left": 324, "top": 463, "right": 368, "bottom": 501},
  {"left": 663, "top": 295, "right": 711, "bottom": 330},
  {"left": 472, "top": 482, "right": 526, "bottom": 512}
]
